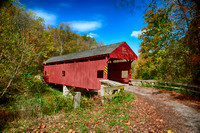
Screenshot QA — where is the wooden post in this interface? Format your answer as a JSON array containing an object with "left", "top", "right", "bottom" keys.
[{"left": 74, "top": 92, "right": 81, "bottom": 110}]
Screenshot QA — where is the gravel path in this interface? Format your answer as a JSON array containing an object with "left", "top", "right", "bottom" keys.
[{"left": 125, "top": 86, "right": 200, "bottom": 133}]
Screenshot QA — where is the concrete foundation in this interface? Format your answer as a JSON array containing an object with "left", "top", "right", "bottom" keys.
[
  {"left": 63, "top": 85, "right": 69, "bottom": 96},
  {"left": 74, "top": 92, "right": 81, "bottom": 109}
]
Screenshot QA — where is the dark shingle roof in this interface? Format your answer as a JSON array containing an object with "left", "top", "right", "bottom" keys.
[{"left": 44, "top": 42, "right": 124, "bottom": 64}]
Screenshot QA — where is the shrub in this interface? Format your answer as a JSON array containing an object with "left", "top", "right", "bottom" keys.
[{"left": 112, "top": 89, "right": 135, "bottom": 104}]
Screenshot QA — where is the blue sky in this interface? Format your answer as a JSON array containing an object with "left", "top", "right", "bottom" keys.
[{"left": 19, "top": 0, "right": 147, "bottom": 56}]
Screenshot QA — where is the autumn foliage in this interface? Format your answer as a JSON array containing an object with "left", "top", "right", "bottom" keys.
[
  {"left": 0, "top": 0, "right": 99, "bottom": 100},
  {"left": 134, "top": 1, "right": 200, "bottom": 85}
]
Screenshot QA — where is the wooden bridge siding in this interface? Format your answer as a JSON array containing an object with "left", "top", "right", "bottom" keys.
[
  {"left": 109, "top": 42, "right": 137, "bottom": 60},
  {"left": 44, "top": 59, "right": 108, "bottom": 90}
]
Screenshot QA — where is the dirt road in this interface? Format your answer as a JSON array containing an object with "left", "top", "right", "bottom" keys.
[{"left": 125, "top": 86, "right": 200, "bottom": 133}]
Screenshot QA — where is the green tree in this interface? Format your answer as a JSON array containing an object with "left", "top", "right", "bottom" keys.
[
  {"left": 0, "top": 1, "right": 46, "bottom": 98},
  {"left": 132, "top": 0, "right": 199, "bottom": 84},
  {"left": 0, "top": 0, "right": 100, "bottom": 100},
  {"left": 135, "top": 4, "right": 175, "bottom": 80}
]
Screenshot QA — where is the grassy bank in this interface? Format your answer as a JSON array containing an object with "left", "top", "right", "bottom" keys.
[
  {"left": 0, "top": 80, "right": 74, "bottom": 132},
  {"left": 1, "top": 84, "right": 135, "bottom": 132}
]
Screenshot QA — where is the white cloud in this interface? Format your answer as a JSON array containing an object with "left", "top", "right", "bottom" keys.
[
  {"left": 87, "top": 33, "right": 98, "bottom": 38},
  {"left": 34, "top": 10, "right": 56, "bottom": 26},
  {"left": 130, "top": 30, "right": 142, "bottom": 38},
  {"left": 131, "top": 30, "right": 147, "bottom": 38},
  {"left": 69, "top": 21, "right": 102, "bottom": 32}
]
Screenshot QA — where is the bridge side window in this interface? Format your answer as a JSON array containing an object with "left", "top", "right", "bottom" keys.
[
  {"left": 97, "top": 70, "right": 103, "bottom": 78},
  {"left": 122, "top": 70, "right": 128, "bottom": 78},
  {"left": 62, "top": 71, "right": 65, "bottom": 77}
]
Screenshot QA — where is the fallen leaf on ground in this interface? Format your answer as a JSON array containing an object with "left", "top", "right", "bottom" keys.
[
  {"left": 95, "top": 121, "right": 100, "bottom": 124},
  {"left": 68, "top": 129, "right": 73, "bottom": 133},
  {"left": 167, "top": 130, "right": 174, "bottom": 133},
  {"left": 125, "top": 121, "right": 131, "bottom": 125},
  {"left": 89, "top": 120, "right": 94, "bottom": 124},
  {"left": 40, "top": 124, "right": 46, "bottom": 129}
]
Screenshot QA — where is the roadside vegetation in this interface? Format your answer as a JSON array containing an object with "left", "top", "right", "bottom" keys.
[
  {"left": 0, "top": 0, "right": 100, "bottom": 131},
  {"left": 139, "top": 83, "right": 199, "bottom": 97},
  {"left": 1, "top": 89, "right": 136, "bottom": 132},
  {"left": 0, "top": 0, "right": 100, "bottom": 128},
  {"left": 127, "top": 0, "right": 200, "bottom": 97},
  {"left": 0, "top": 80, "right": 72, "bottom": 131}
]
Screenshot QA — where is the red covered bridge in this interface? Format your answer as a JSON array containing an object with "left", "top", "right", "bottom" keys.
[{"left": 43, "top": 42, "right": 137, "bottom": 90}]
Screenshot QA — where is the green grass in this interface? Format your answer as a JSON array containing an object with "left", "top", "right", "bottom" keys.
[
  {"left": 1, "top": 88, "right": 136, "bottom": 132},
  {"left": 0, "top": 82, "right": 74, "bottom": 132}
]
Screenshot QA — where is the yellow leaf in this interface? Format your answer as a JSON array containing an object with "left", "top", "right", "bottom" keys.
[{"left": 167, "top": 130, "right": 174, "bottom": 133}]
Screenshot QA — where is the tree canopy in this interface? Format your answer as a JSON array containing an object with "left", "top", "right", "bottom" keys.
[
  {"left": 0, "top": 0, "right": 99, "bottom": 99},
  {"left": 134, "top": 0, "right": 200, "bottom": 85}
]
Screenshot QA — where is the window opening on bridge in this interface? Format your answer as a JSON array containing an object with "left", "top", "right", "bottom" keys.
[
  {"left": 62, "top": 71, "right": 65, "bottom": 77},
  {"left": 97, "top": 70, "right": 103, "bottom": 78},
  {"left": 122, "top": 70, "right": 128, "bottom": 78}
]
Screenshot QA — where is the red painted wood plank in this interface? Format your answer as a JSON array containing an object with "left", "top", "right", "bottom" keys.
[
  {"left": 44, "top": 59, "right": 108, "bottom": 90},
  {"left": 110, "top": 42, "right": 137, "bottom": 60}
]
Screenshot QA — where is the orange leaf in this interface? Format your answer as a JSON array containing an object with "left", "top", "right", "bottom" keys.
[
  {"left": 40, "top": 124, "right": 46, "bottom": 129},
  {"left": 89, "top": 120, "right": 94, "bottom": 124},
  {"left": 125, "top": 121, "right": 131, "bottom": 125},
  {"left": 95, "top": 121, "right": 100, "bottom": 124}
]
